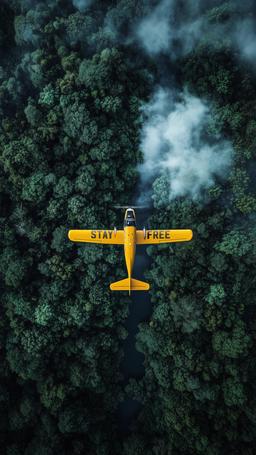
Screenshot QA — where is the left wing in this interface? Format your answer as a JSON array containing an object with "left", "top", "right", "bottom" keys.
[
  {"left": 136, "top": 229, "right": 193, "bottom": 244},
  {"left": 68, "top": 229, "right": 124, "bottom": 244}
]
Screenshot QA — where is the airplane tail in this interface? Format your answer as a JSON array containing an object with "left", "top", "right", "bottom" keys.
[{"left": 110, "top": 277, "right": 150, "bottom": 294}]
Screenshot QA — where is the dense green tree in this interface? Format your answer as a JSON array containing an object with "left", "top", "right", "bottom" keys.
[
  {"left": 134, "top": 3, "right": 256, "bottom": 454},
  {"left": 0, "top": 0, "right": 152, "bottom": 453},
  {"left": 1, "top": 0, "right": 256, "bottom": 454}
]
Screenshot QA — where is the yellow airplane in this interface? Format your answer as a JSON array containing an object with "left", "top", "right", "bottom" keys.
[{"left": 68, "top": 208, "right": 193, "bottom": 294}]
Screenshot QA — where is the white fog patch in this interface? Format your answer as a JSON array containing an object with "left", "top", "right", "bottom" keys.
[
  {"left": 235, "top": 19, "right": 256, "bottom": 64},
  {"left": 72, "top": 0, "right": 93, "bottom": 13},
  {"left": 135, "top": 0, "right": 256, "bottom": 65},
  {"left": 136, "top": 0, "right": 173, "bottom": 55},
  {"left": 138, "top": 88, "right": 233, "bottom": 202},
  {"left": 135, "top": 0, "right": 205, "bottom": 57}
]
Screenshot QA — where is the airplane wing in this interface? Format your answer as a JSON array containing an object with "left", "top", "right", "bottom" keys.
[
  {"left": 68, "top": 229, "right": 124, "bottom": 244},
  {"left": 136, "top": 229, "right": 193, "bottom": 244}
]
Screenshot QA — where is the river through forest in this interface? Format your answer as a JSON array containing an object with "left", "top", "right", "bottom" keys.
[{"left": 117, "top": 208, "right": 153, "bottom": 432}]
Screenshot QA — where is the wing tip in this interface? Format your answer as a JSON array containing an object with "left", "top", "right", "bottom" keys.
[{"left": 68, "top": 230, "right": 75, "bottom": 241}]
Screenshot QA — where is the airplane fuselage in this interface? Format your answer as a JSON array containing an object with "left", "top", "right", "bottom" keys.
[
  {"left": 123, "top": 208, "right": 137, "bottom": 280},
  {"left": 124, "top": 225, "right": 136, "bottom": 279}
]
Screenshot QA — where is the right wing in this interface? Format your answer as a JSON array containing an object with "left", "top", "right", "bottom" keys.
[
  {"left": 136, "top": 229, "right": 193, "bottom": 244},
  {"left": 68, "top": 229, "right": 124, "bottom": 244}
]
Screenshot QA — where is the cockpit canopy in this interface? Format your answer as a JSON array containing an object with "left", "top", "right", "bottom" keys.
[
  {"left": 124, "top": 208, "right": 136, "bottom": 227},
  {"left": 127, "top": 209, "right": 135, "bottom": 218}
]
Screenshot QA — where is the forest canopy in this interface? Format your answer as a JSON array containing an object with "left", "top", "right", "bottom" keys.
[{"left": 0, "top": 0, "right": 256, "bottom": 454}]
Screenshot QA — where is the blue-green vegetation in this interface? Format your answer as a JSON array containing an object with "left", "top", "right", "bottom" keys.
[{"left": 0, "top": 0, "right": 256, "bottom": 453}]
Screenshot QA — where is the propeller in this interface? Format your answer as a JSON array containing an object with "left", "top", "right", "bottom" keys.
[{"left": 113, "top": 205, "right": 149, "bottom": 209}]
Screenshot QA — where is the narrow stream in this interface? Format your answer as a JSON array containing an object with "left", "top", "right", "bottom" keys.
[{"left": 117, "top": 208, "right": 153, "bottom": 432}]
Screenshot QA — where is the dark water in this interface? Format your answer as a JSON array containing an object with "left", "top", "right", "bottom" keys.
[
  {"left": 120, "top": 246, "right": 152, "bottom": 381},
  {"left": 117, "top": 398, "right": 142, "bottom": 434},
  {"left": 117, "top": 209, "right": 153, "bottom": 432}
]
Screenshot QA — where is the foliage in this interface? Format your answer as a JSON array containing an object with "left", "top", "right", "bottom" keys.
[
  {"left": 135, "top": 3, "right": 256, "bottom": 453},
  {"left": 0, "top": 0, "right": 151, "bottom": 453},
  {"left": 1, "top": 0, "right": 256, "bottom": 454}
]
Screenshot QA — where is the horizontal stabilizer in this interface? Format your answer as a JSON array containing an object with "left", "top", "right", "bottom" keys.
[
  {"left": 110, "top": 277, "right": 150, "bottom": 292},
  {"left": 131, "top": 278, "right": 150, "bottom": 291}
]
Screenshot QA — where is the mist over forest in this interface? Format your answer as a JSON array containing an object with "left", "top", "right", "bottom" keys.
[{"left": 1, "top": 0, "right": 256, "bottom": 454}]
